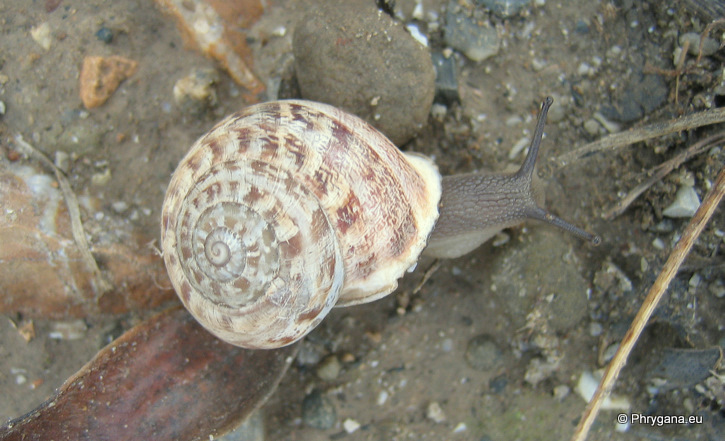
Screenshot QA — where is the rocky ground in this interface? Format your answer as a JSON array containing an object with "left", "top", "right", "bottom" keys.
[{"left": 0, "top": 0, "right": 723, "bottom": 440}]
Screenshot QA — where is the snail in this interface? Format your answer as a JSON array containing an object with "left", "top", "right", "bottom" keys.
[{"left": 161, "top": 97, "right": 599, "bottom": 349}]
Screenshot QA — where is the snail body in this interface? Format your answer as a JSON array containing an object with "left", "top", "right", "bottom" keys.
[{"left": 161, "top": 98, "right": 598, "bottom": 349}]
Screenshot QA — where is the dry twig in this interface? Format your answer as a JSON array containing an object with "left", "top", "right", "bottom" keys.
[
  {"left": 554, "top": 107, "right": 725, "bottom": 168},
  {"left": 570, "top": 165, "right": 725, "bottom": 441},
  {"left": 13, "top": 135, "right": 112, "bottom": 296},
  {"left": 602, "top": 131, "right": 725, "bottom": 219}
]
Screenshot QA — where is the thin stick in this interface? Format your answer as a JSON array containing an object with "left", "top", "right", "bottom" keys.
[
  {"left": 412, "top": 259, "right": 441, "bottom": 295},
  {"left": 554, "top": 107, "right": 725, "bottom": 168},
  {"left": 570, "top": 165, "right": 725, "bottom": 441},
  {"left": 602, "top": 131, "right": 725, "bottom": 219},
  {"left": 14, "top": 135, "right": 112, "bottom": 295}
]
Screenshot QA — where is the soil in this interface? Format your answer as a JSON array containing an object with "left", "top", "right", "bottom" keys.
[{"left": 0, "top": 1, "right": 723, "bottom": 440}]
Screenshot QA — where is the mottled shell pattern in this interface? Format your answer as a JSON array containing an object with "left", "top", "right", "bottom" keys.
[{"left": 161, "top": 100, "right": 441, "bottom": 349}]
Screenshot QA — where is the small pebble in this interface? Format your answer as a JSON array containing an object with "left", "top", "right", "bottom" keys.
[
  {"left": 553, "top": 384, "right": 570, "bottom": 401},
  {"left": 377, "top": 390, "right": 389, "bottom": 406},
  {"left": 531, "top": 58, "right": 547, "bottom": 72},
  {"left": 316, "top": 355, "right": 341, "bottom": 381},
  {"left": 406, "top": 23, "right": 428, "bottom": 46},
  {"left": 662, "top": 185, "right": 700, "bottom": 218},
  {"left": 411, "top": 1, "right": 425, "bottom": 19},
  {"left": 302, "top": 390, "right": 337, "bottom": 430},
  {"left": 546, "top": 99, "right": 566, "bottom": 123},
  {"left": 173, "top": 68, "right": 219, "bottom": 115},
  {"left": 575, "top": 19, "right": 590, "bottom": 34},
  {"left": 524, "top": 357, "right": 558, "bottom": 387},
  {"left": 343, "top": 418, "right": 361, "bottom": 433},
  {"left": 431, "top": 51, "right": 459, "bottom": 105},
  {"left": 601, "top": 343, "right": 619, "bottom": 363},
  {"left": 465, "top": 334, "right": 504, "bottom": 371},
  {"left": 651, "top": 219, "right": 674, "bottom": 233},
  {"left": 111, "top": 201, "right": 129, "bottom": 213},
  {"left": 48, "top": 320, "right": 87, "bottom": 340},
  {"left": 576, "top": 371, "right": 630, "bottom": 410},
  {"left": 508, "top": 136, "right": 530, "bottom": 160},
  {"left": 91, "top": 168, "right": 112, "bottom": 186},
  {"left": 0, "top": 100, "right": 6, "bottom": 116},
  {"left": 477, "top": 0, "right": 531, "bottom": 17},
  {"left": 430, "top": 103, "right": 448, "bottom": 121},
  {"left": 577, "top": 62, "right": 593, "bottom": 76},
  {"left": 296, "top": 341, "right": 323, "bottom": 366},
  {"left": 583, "top": 119, "right": 601, "bottom": 136},
  {"left": 491, "top": 232, "right": 510, "bottom": 246},
  {"left": 488, "top": 374, "right": 508, "bottom": 393},
  {"left": 95, "top": 27, "right": 114, "bottom": 44},
  {"left": 453, "top": 422, "right": 467, "bottom": 433},
  {"left": 679, "top": 32, "right": 719, "bottom": 57},
  {"left": 689, "top": 273, "right": 701, "bottom": 289},
  {"left": 710, "top": 281, "right": 725, "bottom": 299},
  {"left": 589, "top": 322, "right": 603, "bottom": 337},
  {"left": 30, "top": 22, "right": 52, "bottom": 51},
  {"left": 426, "top": 401, "right": 446, "bottom": 423},
  {"left": 444, "top": 4, "right": 500, "bottom": 62},
  {"left": 607, "top": 45, "right": 622, "bottom": 59},
  {"left": 593, "top": 261, "right": 633, "bottom": 294},
  {"left": 79, "top": 56, "right": 138, "bottom": 109}
]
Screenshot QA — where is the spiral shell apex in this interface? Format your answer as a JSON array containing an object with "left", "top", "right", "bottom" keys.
[{"left": 161, "top": 100, "right": 441, "bottom": 349}]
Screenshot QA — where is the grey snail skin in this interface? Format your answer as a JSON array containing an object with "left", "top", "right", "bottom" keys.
[{"left": 160, "top": 97, "right": 599, "bottom": 349}]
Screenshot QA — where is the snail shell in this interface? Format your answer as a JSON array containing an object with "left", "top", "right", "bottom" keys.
[{"left": 161, "top": 100, "right": 441, "bottom": 349}]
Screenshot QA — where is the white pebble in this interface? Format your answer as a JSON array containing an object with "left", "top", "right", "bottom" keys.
[
  {"left": 553, "top": 384, "right": 570, "bottom": 401},
  {"left": 508, "top": 136, "right": 530, "bottom": 160},
  {"left": 412, "top": 1, "right": 424, "bottom": 20},
  {"left": 91, "top": 168, "right": 112, "bottom": 186},
  {"left": 576, "top": 371, "right": 630, "bottom": 410},
  {"left": 48, "top": 320, "right": 87, "bottom": 340},
  {"left": 531, "top": 58, "right": 547, "bottom": 72},
  {"left": 589, "top": 322, "right": 603, "bottom": 337},
  {"left": 112, "top": 201, "right": 129, "bottom": 213},
  {"left": 662, "top": 185, "right": 700, "bottom": 218},
  {"left": 377, "top": 390, "right": 389, "bottom": 406},
  {"left": 583, "top": 119, "right": 601, "bottom": 136},
  {"left": 688, "top": 273, "right": 701, "bottom": 288},
  {"left": 601, "top": 343, "right": 619, "bottom": 363},
  {"left": 343, "top": 418, "right": 361, "bottom": 433},
  {"left": 453, "top": 422, "right": 467, "bottom": 433},
  {"left": 426, "top": 401, "right": 446, "bottom": 423},
  {"left": 271, "top": 26, "right": 286, "bottom": 37},
  {"left": 505, "top": 115, "right": 523, "bottom": 126},
  {"left": 710, "top": 282, "right": 725, "bottom": 298},
  {"left": 30, "top": 22, "right": 52, "bottom": 51},
  {"left": 577, "top": 62, "right": 592, "bottom": 76},
  {"left": 406, "top": 24, "right": 428, "bottom": 47}
]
